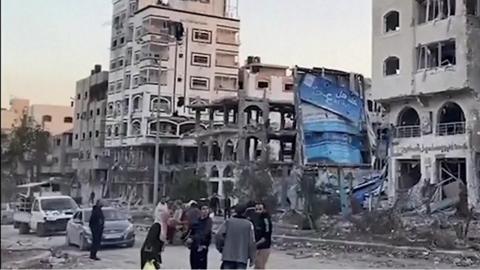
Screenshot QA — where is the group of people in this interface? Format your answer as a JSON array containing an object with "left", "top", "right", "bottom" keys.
[
  {"left": 84, "top": 196, "right": 271, "bottom": 269},
  {"left": 140, "top": 198, "right": 272, "bottom": 270}
]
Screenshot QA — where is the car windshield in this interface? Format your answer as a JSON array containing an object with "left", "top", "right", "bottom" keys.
[
  {"left": 84, "top": 209, "right": 128, "bottom": 221},
  {"left": 41, "top": 198, "right": 77, "bottom": 211}
]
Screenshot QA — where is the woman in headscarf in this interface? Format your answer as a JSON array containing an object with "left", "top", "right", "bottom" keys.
[
  {"left": 154, "top": 199, "right": 170, "bottom": 242},
  {"left": 140, "top": 222, "right": 164, "bottom": 269}
]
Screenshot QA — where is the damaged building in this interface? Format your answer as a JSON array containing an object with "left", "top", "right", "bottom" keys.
[
  {"left": 372, "top": 0, "right": 480, "bottom": 210},
  {"left": 103, "top": 0, "right": 240, "bottom": 203},
  {"left": 190, "top": 57, "right": 296, "bottom": 201}
]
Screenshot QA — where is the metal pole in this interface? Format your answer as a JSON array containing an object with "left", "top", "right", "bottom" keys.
[{"left": 153, "top": 57, "right": 162, "bottom": 205}]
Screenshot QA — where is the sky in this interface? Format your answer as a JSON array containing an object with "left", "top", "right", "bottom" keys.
[{"left": 1, "top": 0, "right": 372, "bottom": 108}]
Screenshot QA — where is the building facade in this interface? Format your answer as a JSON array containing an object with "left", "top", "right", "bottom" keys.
[
  {"left": 1, "top": 98, "right": 73, "bottom": 136},
  {"left": 72, "top": 65, "right": 111, "bottom": 202},
  {"left": 372, "top": 0, "right": 480, "bottom": 209},
  {"left": 104, "top": 0, "right": 240, "bottom": 202},
  {"left": 191, "top": 57, "right": 296, "bottom": 200}
]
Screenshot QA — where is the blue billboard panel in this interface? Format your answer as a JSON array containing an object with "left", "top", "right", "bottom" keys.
[
  {"left": 299, "top": 73, "right": 363, "bottom": 123},
  {"left": 304, "top": 132, "right": 363, "bottom": 165},
  {"left": 297, "top": 72, "right": 366, "bottom": 166},
  {"left": 302, "top": 103, "right": 361, "bottom": 135}
]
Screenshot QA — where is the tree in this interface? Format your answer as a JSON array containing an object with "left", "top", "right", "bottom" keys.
[
  {"left": 2, "top": 116, "right": 50, "bottom": 183},
  {"left": 234, "top": 146, "right": 276, "bottom": 209},
  {"left": 170, "top": 169, "right": 208, "bottom": 202}
]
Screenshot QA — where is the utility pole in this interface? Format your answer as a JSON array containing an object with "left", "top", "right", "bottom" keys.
[
  {"left": 153, "top": 56, "right": 162, "bottom": 205},
  {"left": 153, "top": 21, "right": 184, "bottom": 205}
]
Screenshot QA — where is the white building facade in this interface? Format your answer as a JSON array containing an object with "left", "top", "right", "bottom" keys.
[
  {"left": 106, "top": 0, "right": 240, "bottom": 148},
  {"left": 372, "top": 0, "right": 480, "bottom": 209},
  {"left": 104, "top": 0, "right": 240, "bottom": 202}
]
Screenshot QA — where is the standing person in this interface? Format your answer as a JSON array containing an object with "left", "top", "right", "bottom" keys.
[
  {"left": 89, "top": 191, "right": 95, "bottom": 206},
  {"left": 140, "top": 222, "right": 164, "bottom": 269},
  {"left": 253, "top": 202, "right": 272, "bottom": 269},
  {"left": 89, "top": 199, "right": 104, "bottom": 260},
  {"left": 209, "top": 193, "right": 220, "bottom": 216},
  {"left": 186, "top": 204, "right": 213, "bottom": 269},
  {"left": 244, "top": 201, "right": 257, "bottom": 223},
  {"left": 224, "top": 196, "right": 231, "bottom": 220},
  {"left": 184, "top": 200, "right": 201, "bottom": 230},
  {"left": 154, "top": 197, "right": 169, "bottom": 242},
  {"left": 215, "top": 204, "right": 256, "bottom": 269}
]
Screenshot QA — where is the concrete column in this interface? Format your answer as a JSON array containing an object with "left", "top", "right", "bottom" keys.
[
  {"left": 195, "top": 110, "right": 201, "bottom": 130},
  {"left": 223, "top": 106, "right": 229, "bottom": 125},
  {"left": 388, "top": 158, "right": 398, "bottom": 204},
  {"left": 209, "top": 108, "right": 214, "bottom": 128},
  {"left": 467, "top": 152, "right": 480, "bottom": 209},
  {"left": 218, "top": 179, "right": 224, "bottom": 197},
  {"left": 143, "top": 183, "right": 150, "bottom": 204},
  {"left": 207, "top": 142, "right": 213, "bottom": 162},
  {"left": 279, "top": 140, "right": 285, "bottom": 161}
]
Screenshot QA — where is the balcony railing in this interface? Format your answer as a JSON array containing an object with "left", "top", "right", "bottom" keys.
[
  {"left": 395, "top": 125, "right": 421, "bottom": 138},
  {"left": 436, "top": 122, "right": 466, "bottom": 136}
]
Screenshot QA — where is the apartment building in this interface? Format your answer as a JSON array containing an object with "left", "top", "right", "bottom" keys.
[
  {"left": 72, "top": 65, "right": 111, "bottom": 202},
  {"left": 1, "top": 98, "right": 73, "bottom": 136},
  {"left": 104, "top": 0, "right": 240, "bottom": 202},
  {"left": 372, "top": 0, "right": 480, "bottom": 209},
  {"left": 190, "top": 57, "right": 296, "bottom": 198}
]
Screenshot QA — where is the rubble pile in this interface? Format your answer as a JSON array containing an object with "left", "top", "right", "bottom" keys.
[{"left": 273, "top": 238, "right": 480, "bottom": 268}]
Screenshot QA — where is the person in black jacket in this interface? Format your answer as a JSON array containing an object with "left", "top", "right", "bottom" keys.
[
  {"left": 224, "top": 196, "right": 232, "bottom": 220},
  {"left": 89, "top": 199, "right": 105, "bottom": 260},
  {"left": 186, "top": 204, "right": 212, "bottom": 270},
  {"left": 253, "top": 202, "right": 272, "bottom": 269},
  {"left": 140, "top": 222, "right": 164, "bottom": 269}
]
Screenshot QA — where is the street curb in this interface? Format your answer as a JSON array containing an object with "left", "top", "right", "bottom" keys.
[
  {"left": 3, "top": 250, "right": 51, "bottom": 269},
  {"left": 134, "top": 223, "right": 477, "bottom": 257},
  {"left": 273, "top": 235, "right": 479, "bottom": 258}
]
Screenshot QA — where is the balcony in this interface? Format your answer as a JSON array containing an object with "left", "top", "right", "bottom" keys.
[
  {"left": 394, "top": 125, "right": 421, "bottom": 138},
  {"left": 436, "top": 122, "right": 466, "bottom": 136}
]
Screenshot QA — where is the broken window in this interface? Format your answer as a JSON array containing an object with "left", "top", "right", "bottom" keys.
[
  {"left": 210, "top": 166, "right": 219, "bottom": 178},
  {"left": 417, "top": 40, "right": 456, "bottom": 70},
  {"left": 437, "top": 102, "right": 466, "bottom": 136},
  {"left": 384, "top": 57, "right": 400, "bottom": 76},
  {"left": 131, "top": 120, "right": 141, "bottom": 136},
  {"left": 132, "top": 95, "right": 142, "bottom": 112},
  {"left": 384, "top": 10, "right": 400, "bottom": 33},
  {"left": 397, "top": 160, "right": 421, "bottom": 190},
  {"left": 417, "top": 0, "right": 456, "bottom": 24},
  {"left": 396, "top": 107, "right": 421, "bottom": 138},
  {"left": 223, "top": 165, "right": 234, "bottom": 178},
  {"left": 367, "top": 100, "right": 374, "bottom": 112},
  {"left": 257, "top": 80, "right": 270, "bottom": 89},
  {"left": 245, "top": 137, "right": 262, "bottom": 161},
  {"left": 224, "top": 140, "right": 235, "bottom": 161},
  {"left": 179, "top": 123, "right": 195, "bottom": 135},
  {"left": 211, "top": 141, "right": 222, "bottom": 161},
  {"left": 467, "top": 0, "right": 479, "bottom": 16},
  {"left": 199, "top": 142, "right": 208, "bottom": 162}
]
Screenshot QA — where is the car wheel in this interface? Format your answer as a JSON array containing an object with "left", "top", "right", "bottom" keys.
[
  {"left": 36, "top": 223, "right": 47, "bottom": 237},
  {"left": 126, "top": 240, "right": 135, "bottom": 248},
  {"left": 79, "top": 234, "right": 89, "bottom": 251},
  {"left": 19, "top": 223, "right": 29, "bottom": 234}
]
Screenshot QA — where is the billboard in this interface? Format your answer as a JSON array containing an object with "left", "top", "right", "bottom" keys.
[{"left": 297, "top": 71, "right": 367, "bottom": 165}]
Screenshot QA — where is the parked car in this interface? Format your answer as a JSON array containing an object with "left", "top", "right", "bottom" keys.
[
  {"left": 1, "top": 203, "right": 15, "bottom": 225},
  {"left": 65, "top": 207, "right": 135, "bottom": 250}
]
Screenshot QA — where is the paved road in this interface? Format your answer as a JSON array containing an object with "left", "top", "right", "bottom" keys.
[{"left": 1, "top": 225, "right": 464, "bottom": 269}]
